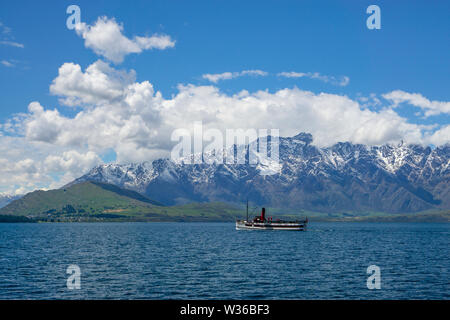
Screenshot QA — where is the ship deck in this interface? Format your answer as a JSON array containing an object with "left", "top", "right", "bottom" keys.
[{"left": 236, "top": 219, "right": 307, "bottom": 231}]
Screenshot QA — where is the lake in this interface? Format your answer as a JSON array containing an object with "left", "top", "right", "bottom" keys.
[{"left": 0, "top": 222, "right": 448, "bottom": 299}]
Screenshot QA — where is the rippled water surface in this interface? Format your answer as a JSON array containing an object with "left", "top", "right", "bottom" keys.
[{"left": 0, "top": 222, "right": 448, "bottom": 299}]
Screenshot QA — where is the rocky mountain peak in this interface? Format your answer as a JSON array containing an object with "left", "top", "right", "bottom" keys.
[{"left": 70, "top": 132, "right": 449, "bottom": 213}]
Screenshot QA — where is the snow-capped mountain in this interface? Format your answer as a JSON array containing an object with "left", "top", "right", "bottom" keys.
[
  {"left": 0, "top": 194, "right": 21, "bottom": 209},
  {"left": 70, "top": 132, "right": 450, "bottom": 213}
]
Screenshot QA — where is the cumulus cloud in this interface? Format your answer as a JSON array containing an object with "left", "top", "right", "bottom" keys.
[
  {"left": 162, "top": 84, "right": 426, "bottom": 146},
  {"left": 278, "top": 71, "right": 350, "bottom": 86},
  {"left": 50, "top": 60, "right": 136, "bottom": 106},
  {"left": 21, "top": 62, "right": 164, "bottom": 168},
  {"left": 383, "top": 90, "right": 450, "bottom": 117},
  {"left": 74, "top": 16, "right": 175, "bottom": 63},
  {"left": 0, "top": 134, "right": 102, "bottom": 194},
  {"left": 425, "top": 125, "right": 450, "bottom": 146},
  {"left": 1, "top": 59, "right": 448, "bottom": 194},
  {"left": 17, "top": 61, "right": 447, "bottom": 163},
  {"left": 202, "top": 70, "right": 268, "bottom": 83},
  {"left": 44, "top": 150, "right": 102, "bottom": 187}
]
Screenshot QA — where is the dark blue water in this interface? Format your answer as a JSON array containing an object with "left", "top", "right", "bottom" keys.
[{"left": 0, "top": 222, "right": 448, "bottom": 299}]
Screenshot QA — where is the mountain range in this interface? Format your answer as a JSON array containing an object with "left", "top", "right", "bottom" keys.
[
  {"left": 0, "top": 195, "right": 21, "bottom": 209},
  {"left": 69, "top": 132, "right": 449, "bottom": 214}
]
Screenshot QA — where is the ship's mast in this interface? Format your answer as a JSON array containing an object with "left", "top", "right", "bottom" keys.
[{"left": 246, "top": 199, "right": 248, "bottom": 222}]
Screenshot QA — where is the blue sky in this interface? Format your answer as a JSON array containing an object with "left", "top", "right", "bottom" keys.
[
  {"left": 0, "top": 0, "right": 449, "bottom": 194},
  {"left": 1, "top": 0, "right": 448, "bottom": 122}
]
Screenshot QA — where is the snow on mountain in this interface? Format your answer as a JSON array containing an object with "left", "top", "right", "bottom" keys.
[
  {"left": 0, "top": 194, "right": 22, "bottom": 209},
  {"left": 70, "top": 132, "right": 450, "bottom": 213}
]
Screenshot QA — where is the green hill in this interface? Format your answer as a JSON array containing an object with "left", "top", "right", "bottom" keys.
[{"left": 0, "top": 182, "right": 243, "bottom": 222}]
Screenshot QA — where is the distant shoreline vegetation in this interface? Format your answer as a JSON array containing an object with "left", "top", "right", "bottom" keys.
[
  {"left": 0, "top": 211, "right": 448, "bottom": 223},
  {"left": 0, "top": 215, "right": 36, "bottom": 223}
]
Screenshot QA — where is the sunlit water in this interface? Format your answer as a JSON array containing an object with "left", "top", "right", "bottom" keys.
[{"left": 0, "top": 222, "right": 448, "bottom": 299}]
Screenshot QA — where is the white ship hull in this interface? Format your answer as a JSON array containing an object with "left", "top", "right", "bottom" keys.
[{"left": 236, "top": 220, "right": 307, "bottom": 231}]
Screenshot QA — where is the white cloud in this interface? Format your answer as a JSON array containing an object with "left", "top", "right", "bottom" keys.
[
  {"left": 339, "top": 76, "right": 350, "bottom": 87},
  {"left": 44, "top": 150, "right": 102, "bottom": 188},
  {"left": 357, "top": 93, "right": 382, "bottom": 109},
  {"left": 16, "top": 61, "right": 447, "bottom": 161},
  {"left": 22, "top": 62, "right": 164, "bottom": 160},
  {"left": 240, "top": 70, "right": 268, "bottom": 77},
  {"left": 1, "top": 60, "right": 448, "bottom": 194},
  {"left": 0, "top": 134, "right": 102, "bottom": 194},
  {"left": 425, "top": 125, "right": 450, "bottom": 146},
  {"left": 202, "top": 70, "right": 268, "bottom": 83},
  {"left": 277, "top": 71, "right": 307, "bottom": 78},
  {"left": 50, "top": 60, "right": 136, "bottom": 106},
  {"left": 277, "top": 71, "right": 350, "bottom": 86},
  {"left": 383, "top": 90, "right": 450, "bottom": 117},
  {"left": 75, "top": 16, "right": 175, "bottom": 63},
  {"left": 0, "top": 22, "right": 24, "bottom": 72},
  {"left": 163, "top": 84, "right": 427, "bottom": 146},
  {"left": 0, "top": 21, "right": 24, "bottom": 48},
  {"left": 202, "top": 70, "right": 349, "bottom": 86},
  {"left": 24, "top": 102, "right": 66, "bottom": 144},
  {"left": 0, "top": 40, "right": 24, "bottom": 48},
  {"left": 202, "top": 71, "right": 234, "bottom": 83},
  {"left": 1, "top": 60, "right": 14, "bottom": 67}
]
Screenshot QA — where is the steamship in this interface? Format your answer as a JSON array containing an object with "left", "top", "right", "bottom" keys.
[{"left": 236, "top": 203, "right": 307, "bottom": 231}]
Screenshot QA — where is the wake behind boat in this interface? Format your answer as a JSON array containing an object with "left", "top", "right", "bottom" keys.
[{"left": 236, "top": 205, "right": 307, "bottom": 231}]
